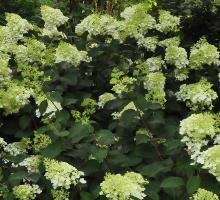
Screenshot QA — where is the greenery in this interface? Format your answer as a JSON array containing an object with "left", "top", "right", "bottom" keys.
[{"left": 0, "top": 0, "right": 220, "bottom": 199}]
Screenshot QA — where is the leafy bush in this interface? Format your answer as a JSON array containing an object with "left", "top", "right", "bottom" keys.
[{"left": 0, "top": 1, "right": 220, "bottom": 200}]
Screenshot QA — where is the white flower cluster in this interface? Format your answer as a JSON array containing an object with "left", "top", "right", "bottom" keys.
[
  {"left": 144, "top": 72, "right": 166, "bottom": 106},
  {"left": 51, "top": 188, "right": 69, "bottom": 200},
  {"left": 41, "top": 5, "right": 69, "bottom": 37},
  {"left": 144, "top": 56, "right": 165, "bottom": 72},
  {"left": 55, "top": 42, "right": 91, "bottom": 66},
  {"left": 100, "top": 172, "right": 148, "bottom": 200},
  {"left": 191, "top": 188, "right": 219, "bottom": 200},
  {"left": 13, "top": 184, "right": 42, "bottom": 200},
  {"left": 43, "top": 158, "right": 86, "bottom": 189},
  {"left": 0, "top": 59, "right": 11, "bottom": 82},
  {"left": 174, "top": 68, "right": 189, "bottom": 81},
  {"left": 198, "top": 145, "right": 220, "bottom": 181},
  {"left": 176, "top": 79, "right": 218, "bottom": 110},
  {"left": 137, "top": 36, "right": 159, "bottom": 52},
  {"left": 110, "top": 68, "right": 136, "bottom": 96},
  {"left": 159, "top": 36, "right": 180, "bottom": 48},
  {"left": 0, "top": 13, "right": 33, "bottom": 54},
  {"left": 0, "top": 81, "right": 33, "bottom": 114},
  {"left": 75, "top": 14, "right": 124, "bottom": 41},
  {"left": 180, "top": 113, "right": 216, "bottom": 143},
  {"left": 156, "top": 10, "right": 180, "bottom": 33},
  {"left": 4, "top": 142, "right": 28, "bottom": 156},
  {"left": 5, "top": 13, "right": 33, "bottom": 41},
  {"left": 19, "top": 155, "right": 42, "bottom": 173},
  {"left": 179, "top": 113, "right": 220, "bottom": 180},
  {"left": 98, "top": 93, "right": 116, "bottom": 108},
  {"left": 189, "top": 37, "right": 220, "bottom": 70},
  {"left": 165, "top": 46, "right": 189, "bottom": 69},
  {"left": 13, "top": 38, "right": 46, "bottom": 64},
  {"left": 112, "top": 101, "right": 140, "bottom": 119}
]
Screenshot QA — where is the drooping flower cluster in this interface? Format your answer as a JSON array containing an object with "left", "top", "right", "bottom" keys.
[
  {"left": 176, "top": 79, "right": 218, "bottom": 110},
  {"left": 144, "top": 72, "right": 166, "bottom": 106},
  {"left": 51, "top": 188, "right": 69, "bottom": 200},
  {"left": 165, "top": 46, "right": 189, "bottom": 69},
  {"left": 19, "top": 155, "right": 42, "bottom": 173},
  {"left": 112, "top": 101, "right": 139, "bottom": 119},
  {"left": 189, "top": 37, "right": 220, "bottom": 70},
  {"left": 137, "top": 36, "right": 158, "bottom": 52},
  {"left": 41, "top": 5, "right": 69, "bottom": 37},
  {"left": 55, "top": 42, "right": 91, "bottom": 66},
  {"left": 100, "top": 172, "right": 148, "bottom": 200},
  {"left": 179, "top": 112, "right": 220, "bottom": 179},
  {"left": 190, "top": 188, "right": 219, "bottom": 200},
  {"left": 180, "top": 113, "right": 216, "bottom": 143},
  {"left": 144, "top": 56, "right": 165, "bottom": 72},
  {"left": 0, "top": 81, "right": 33, "bottom": 114},
  {"left": 71, "top": 98, "right": 97, "bottom": 124},
  {"left": 155, "top": 10, "right": 180, "bottom": 33},
  {"left": 110, "top": 68, "right": 136, "bottom": 96},
  {"left": 198, "top": 145, "right": 220, "bottom": 181},
  {"left": 13, "top": 184, "right": 42, "bottom": 200},
  {"left": 43, "top": 158, "right": 86, "bottom": 189},
  {"left": 33, "top": 132, "right": 52, "bottom": 153},
  {"left": 98, "top": 93, "right": 116, "bottom": 108}
]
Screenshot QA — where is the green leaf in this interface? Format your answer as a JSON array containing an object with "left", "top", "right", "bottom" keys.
[
  {"left": 80, "top": 192, "right": 95, "bottom": 200},
  {"left": 136, "top": 159, "right": 173, "bottom": 177},
  {"left": 186, "top": 176, "right": 201, "bottom": 195},
  {"left": 95, "top": 129, "right": 116, "bottom": 146},
  {"left": 39, "top": 100, "right": 48, "bottom": 115},
  {"left": 89, "top": 147, "right": 108, "bottom": 163},
  {"left": 8, "top": 171, "right": 28, "bottom": 185},
  {"left": 68, "top": 123, "right": 94, "bottom": 143},
  {"left": 41, "top": 141, "right": 63, "bottom": 158},
  {"left": 161, "top": 177, "right": 184, "bottom": 188},
  {"left": 19, "top": 115, "right": 31, "bottom": 129},
  {"left": 119, "top": 109, "right": 139, "bottom": 128}
]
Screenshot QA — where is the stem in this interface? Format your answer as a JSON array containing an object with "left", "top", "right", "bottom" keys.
[{"left": 93, "top": 0, "right": 98, "bottom": 12}]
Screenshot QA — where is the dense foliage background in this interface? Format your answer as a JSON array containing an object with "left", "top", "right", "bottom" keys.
[{"left": 1, "top": 0, "right": 220, "bottom": 199}]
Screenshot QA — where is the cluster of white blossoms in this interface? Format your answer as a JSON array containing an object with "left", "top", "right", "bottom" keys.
[
  {"left": 144, "top": 72, "right": 166, "bottom": 106},
  {"left": 55, "top": 42, "right": 91, "bottom": 66},
  {"left": 179, "top": 112, "right": 220, "bottom": 180},
  {"left": 0, "top": 81, "right": 33, "bottom": 114},
  {"left": 13, "top": 184, "right": 42, "bottom": 200},
  {"left": 98, "top": 93, "right": 116, "bottom": 108},
  {"left": 165, "top": 46, "right": 189, "bottom": 69},
  {"left": 43, "top": 158, "right": 86, "bottom": 189},
  {"left": 155, "top": 10, "right": 180, "bottom": 33},
  {"left": 176, "top": 79, "right": 218, "bottom": 110},
  {"left": 110, "top": 68, "right": 136, "bottom": 96},
  {"left": 0, "top": 59, "right": 11, "bottom": 82},
  {"left": 189, "top": 37, "right": 220, "bottom": 70},
  {"left": 100, "top": 172, "right": 148, "bottom": 200},
  {"left": 198, "top": 145, "right": 220, "bottom": 181},
  {"left": 190, "top": 188, "right": 219, "bottom": 200},
  {"left": 51, "top": 188, "right": 69, "bottom": 200},
  {"left": 137, "top": 36, "right": 159, "bottom": 52},
  {"left": 144, "top": 56, "right": 165, "bottom": 72},
  {"left": 112, "top": 101, "right": 140, "bottom": 119},
  {"left": 4, "top": 142, "right": 28, "bottom": 156},
  {"left": 13, "top": 38, "right": 46, "bottom": 64},
  {"left": 158, "top": 36, "right": 180, "bottom": 48},
  {"left": 41, "top": 5, "right": 69, "bottom": 37},
  {"left": 19, "top": 155, "right": 42, "bottom": 173}
]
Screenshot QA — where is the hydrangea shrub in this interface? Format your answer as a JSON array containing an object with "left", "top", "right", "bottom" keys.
[{"left": 0, "top": 1, "right": 220, "bottom": 199}]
